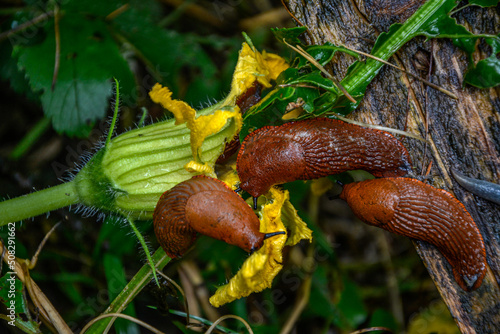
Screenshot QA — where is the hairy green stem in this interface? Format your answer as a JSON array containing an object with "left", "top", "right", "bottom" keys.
[
  {"left": 0, "top": 181, "right": 80, "bottom": 226},
  {"left": 127, "top": 217, "right": 159, "bottom": 286}
]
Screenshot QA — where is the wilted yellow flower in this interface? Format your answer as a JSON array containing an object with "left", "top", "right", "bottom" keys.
[
  {"left": 149, "top": 42, "right": 288, "bottom": 171},
  {"left": 209, "top": 187, "right": 312, "bottom": 307},
  {"left": 149, "top": 84, "right": 242, "bottom": 163},
  {"left": 223, "top": 43, "right": 289, "bottom": 107},
  {"left": 148, "top": 43, "right": 299, "bottom": 307}
]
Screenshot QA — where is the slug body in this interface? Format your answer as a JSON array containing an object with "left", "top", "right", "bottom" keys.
[
  {"left": 340, "top": 177, "right": 487, "bottom": 291},
  {"left": 451, "top": 169, "right": 500, "bottom": 205},
  {"left": 237, "top": 118, "right": 412, "bottom": 198},
  {"left": 154, "top": 176, "right": 264, "bottom": 258}
]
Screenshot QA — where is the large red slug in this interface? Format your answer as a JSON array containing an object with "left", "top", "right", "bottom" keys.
[
  {"left": 237, "top": 118, "right": 412, "bottom": 199},
  {"left": 153, "top": 175, "right": 283, "bottom": 258},
  {"left": 339, "top": 177, "right": 487, "bottom": 291}
]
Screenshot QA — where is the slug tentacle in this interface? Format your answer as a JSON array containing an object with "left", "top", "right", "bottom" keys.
[
  {"left": 237, "top": 118, "right": 412, "bottom": 198},
  {"left": 451, "top": 169, "right": 500, "bottom": 205},
  {"left": 339, "top": 177, "right": 487, "bottom": 291},
  {"left": 154, "top": 176, "right": 267, "bottom": 259}
]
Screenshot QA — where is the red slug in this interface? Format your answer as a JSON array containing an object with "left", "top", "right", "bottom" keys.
[
  {"left": 339, "top": 177, "right": 487, "bottom": 291},
  {"left": 153, "top": 175, "right": 283, "bottom": 259},
  {"left": 237, "top": 118, "right": 412, "bottom": 199}
]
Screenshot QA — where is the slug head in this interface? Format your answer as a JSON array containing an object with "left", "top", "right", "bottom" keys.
[{"left": 186, "top": 189, "right": 265, "bottom": 253}]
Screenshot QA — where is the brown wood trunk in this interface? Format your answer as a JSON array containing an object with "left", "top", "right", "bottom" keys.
[{"left": 284, "top": 0, "right": 500, "bottom": 333}]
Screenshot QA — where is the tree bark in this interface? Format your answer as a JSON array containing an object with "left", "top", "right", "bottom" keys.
[{"left": 284, "top": 1, "right": 500, "bottom": 333}]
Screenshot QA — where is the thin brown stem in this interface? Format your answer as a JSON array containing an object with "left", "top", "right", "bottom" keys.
[
  {"left": 284, "top": 40, "right": 357, "bottom": 103},
  {"left": 51, "top": 5, "right": 60, "bottom": 91},
  {"left": 0, "top": 11, "right": 53, "bottom": 42},
  {"left": 29, "top": 222, "right": 61, "bottom": 269},
  {"left": 81, "top": 313, "right": 165, "bottom": 334}
]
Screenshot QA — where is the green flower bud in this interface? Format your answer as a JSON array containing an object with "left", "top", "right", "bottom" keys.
[{"left": 74, "top": 104, "right": 238, "bottom": 220}]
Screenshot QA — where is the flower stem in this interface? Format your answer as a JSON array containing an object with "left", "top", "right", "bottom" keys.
[
  {"left": 0, "top": 181, "right": 80, "bottom": 226},
  {"left": 84, "top": 247, "right": 170, "bottom": 333}
]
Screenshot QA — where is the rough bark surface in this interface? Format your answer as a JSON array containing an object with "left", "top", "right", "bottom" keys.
[{"left": 284, "top": 1, "right": 500, "bottom": 333}]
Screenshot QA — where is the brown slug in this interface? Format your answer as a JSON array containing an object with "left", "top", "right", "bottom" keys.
[
  {"left": 237, "top": 118, "right": 412, "bottom": 201},
  {"left": 153, "top": 175, "right": 283, "bottom": 258},
  {"left": 339, "top": 177, "right": 487, "bottom": 291}
]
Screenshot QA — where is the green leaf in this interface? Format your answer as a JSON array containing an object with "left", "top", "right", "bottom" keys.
[
  {"left": 464, "top": 35, "right": 500, "bottom": 88},
  {"left": 0, "top": 41, "right": 38, "bottom": 100},
  {"left": 469, "top": 0, "right": 499, "bottom": 6},
  {"left": 85, "top": 248, "right": 170, "bottom": 334},
  {"left": 272, "top": 26, "right": 308, "bottom": 45},
  {"left": 0, "top": 273, "right": 40, "bottom": 332},
  {"left": 14, "top": 13, "right": 135, "bottom": 137},
  {"left": 113, "top": 1, "right": 224, "bottom": 105},
  {"left": 369, "top": 309, "right": 399, "bottom": 333},
  {"left": 337, "top": 276, "right": 367, "bottom": 328},
  {"left": 0, "top": 273, "right": 26, "bottom": 314},
  {"left": 298, "top": 43, "right": 359, "bottom": 68},
  {"left": 103, "top": 253, "right": 140, "bottom": 334}
]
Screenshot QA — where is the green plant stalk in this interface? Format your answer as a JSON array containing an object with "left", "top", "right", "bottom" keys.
[
  {"left": 9, "top": 117, "right": 51, "bottom": 160},
  {"left": 127, "top": 217, "right": 159, "bottom": 286},
  {"left": 0, "top": 182, "right": 79, "bottom": 226},
  {"left": 340, "top": 0, "right": 448, "bottom": 98},
  {"left": 84, "top": 247, "right": 170, "bottom": 334}
]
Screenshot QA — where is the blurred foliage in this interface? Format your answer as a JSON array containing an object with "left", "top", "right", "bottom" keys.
[
  {"left": 2, "top": 0, "right": 495, "bottom": 333},
  {"left": 1, "top": 0, "right": 241, "bottom": 137}
]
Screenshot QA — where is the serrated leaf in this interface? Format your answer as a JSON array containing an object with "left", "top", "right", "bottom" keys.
[
  {"left": 0, "top": 41, "right": 38, "bottom": 100},
  {"left": 272, "top": 26, "right": 308, "bottom": 45},
  {"left": 14, "top": 14, "right": 135, "bottom": 137},
  {"left": 113, "top": 2, "right": 223, "bottom": 105},
  {"left": 0, "top": 273, "right": 26, "bottom": 314}
]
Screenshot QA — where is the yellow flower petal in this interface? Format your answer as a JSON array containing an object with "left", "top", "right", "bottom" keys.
[
  {"left": 184, "top": 161, "right": 215, "bottom": 177},
  {"left": 209, "top": 187, "right": 287, "bottom": 307},
  {"left": 149, "top": 83, "right": 242, "bottom": 162},
  {"left": 217, "top": 162, "right": 240, "bottom": 190},
  {"left": 209, "top": 187, "right": 313, "bottom": 307},
  {"left": 148, "top": 84, "right": 195, "bottom": 125},
  {"left": 281, "top": 197, "right": 313, "bottom": 246},
  {"left": 224, "top": 43, "right": 289, "bottom": 107},
  {"left": 189, "top": 109, "right": 242, "bottom": 160}
]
